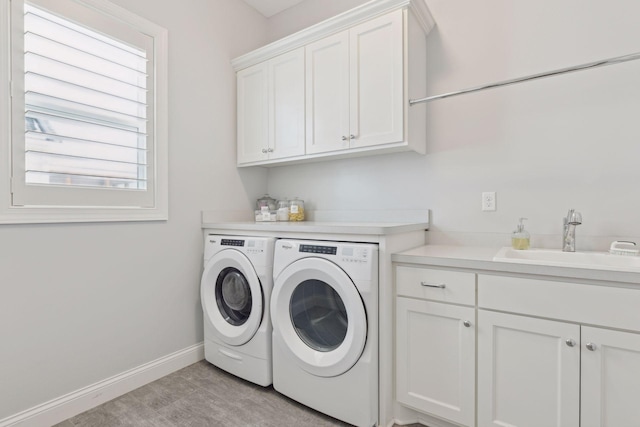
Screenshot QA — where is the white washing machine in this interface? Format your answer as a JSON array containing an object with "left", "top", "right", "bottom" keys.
[
  {"left": 271, "top": 239, "right": 379, "bottom": 427},
  {"left": 200, "top": 234, "right": 275, "bottom": 386}
]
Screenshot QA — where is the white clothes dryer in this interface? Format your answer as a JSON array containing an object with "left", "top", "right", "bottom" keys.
[
  {"left": 271, "top": 239, "right": 379, "bottom": 427},
  {"left": 201, "top": 234, "right": 275, "bottom": 386}
]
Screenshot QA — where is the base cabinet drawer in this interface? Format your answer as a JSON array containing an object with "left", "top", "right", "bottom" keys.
[
  {"left": 396, "top": 297, "right": 475, "bottom": 427},
  {"left": 396, "top": 265, "right": 475, "bottom": 305}
]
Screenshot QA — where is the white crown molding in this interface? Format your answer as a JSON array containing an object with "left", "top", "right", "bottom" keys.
[
  {"left": 232, "top": 0, "right": 435, "bottom": 71},
  {"left": 408, "top": 0, "right": 436, "bottom": 34}
]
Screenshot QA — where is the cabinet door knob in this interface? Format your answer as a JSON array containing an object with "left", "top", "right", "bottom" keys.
[
  {"left": 420, "top": 282, "right": 446, "bottom": 289},
  {"left": 586, "top": 342, "right": 597, "bottom": 351},
  {"left": 261, "top": 148, "right": 267, "bottom": 154},
  {"left": 267, "top": 148, "right": 273, "bottom": 153},
  {"left": 565, "top": 339, "right": 576, "bottom": 347},
  {"left": 463, "top": 320, "right": 471, "bottom": 328},
  {"left": 341, "top": 136, "right": 348, "bottom": 141},
  {"left": 350, "top": 134, "right": 356, "bottom": 139}
]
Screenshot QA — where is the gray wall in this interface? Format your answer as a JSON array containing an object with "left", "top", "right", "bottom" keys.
[
  {"left": 3, "top": 0, "right": 639, "bottom": 420},
  {"left": 0, "top": 0, "right": 268, "bottom": 419},
  {"left": 266, "top": 0, "right": 640, "bottom": 249}
]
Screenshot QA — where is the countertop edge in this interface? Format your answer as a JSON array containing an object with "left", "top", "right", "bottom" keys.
[
  {"left": 201, "top": 221, "right": 429, "bottom": 236},
  {"left": 392, "top": 245, "right": 640, "bottom": 286}
]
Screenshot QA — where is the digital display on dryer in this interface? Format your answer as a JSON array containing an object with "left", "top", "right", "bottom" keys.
[
  {"left": 299, "top": 244, "right": 337, "bottom": 255},
  {"left": 221, "top": 239, "right": 245, "bottom": 247}
]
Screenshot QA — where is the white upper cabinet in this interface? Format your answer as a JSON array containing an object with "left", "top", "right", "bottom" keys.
[
  {"left": 305, "top": 31, "right": 350, "bottom": 154},
  {"left": 237, "top": 48, "right": 305, "bottom": 164},
  {"left": 269, "top": 48, "right": 306, "bottom": 160},
  {"left": 306, "top": 11, "right": 404, "bottom": 154},
  {"left": 232, "top": 0, "right": 435, "bottom": 167},
  {"left": 349, "top": 11, "right": 404, "bottom": 149},
  {"left": 237, "top": 62, "right": 268, "bottom": 164}
]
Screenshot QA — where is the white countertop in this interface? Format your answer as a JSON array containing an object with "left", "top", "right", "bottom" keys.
[
  {"left": 201, "top": 220, "right": 429, "bottom": 236},
  {"left": 393, "top": 245, "right": 640, "bottom": 286}
]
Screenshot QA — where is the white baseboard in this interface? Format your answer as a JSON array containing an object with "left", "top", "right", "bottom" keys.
[{"left": 0, "top": 343, "right": 205, "bottom": 427}]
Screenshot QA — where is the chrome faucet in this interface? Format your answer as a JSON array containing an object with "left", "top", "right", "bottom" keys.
[{"left": 562, "top": 209, "right": 582, "bottom": 252}]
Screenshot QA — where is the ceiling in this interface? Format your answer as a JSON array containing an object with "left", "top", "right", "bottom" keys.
[{"left": 242, "top": 0, "right": 306, "bottom": 17}]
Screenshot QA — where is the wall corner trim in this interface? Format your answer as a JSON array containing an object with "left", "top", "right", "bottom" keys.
[{"left": 0, "top": 343, "right": 205, "bottom": 427}]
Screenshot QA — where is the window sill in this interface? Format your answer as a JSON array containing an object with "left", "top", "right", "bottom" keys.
[{"left": 0, "top": 205, "right": 168, "bottom": 224}]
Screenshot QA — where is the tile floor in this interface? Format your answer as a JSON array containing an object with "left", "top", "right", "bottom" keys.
[{"left": 53, "top": 360, "right": 353, "bottom": 426}]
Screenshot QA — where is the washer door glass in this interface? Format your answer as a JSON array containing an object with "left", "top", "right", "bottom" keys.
[
  {"left": 271, "top": 257, "right": 367, "bottom": 377},
  {"left": 216, "top": 267, "right": 252, "bottom": 326},
  {"left": 290, "top": 279, "right": 347, "bottom": 352}
]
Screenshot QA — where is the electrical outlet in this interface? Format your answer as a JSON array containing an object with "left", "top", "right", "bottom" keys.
[{"left": 482, "top": 192, "right": 496, "bottom": 211}]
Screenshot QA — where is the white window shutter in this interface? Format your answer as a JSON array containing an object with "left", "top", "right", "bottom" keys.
[{"left": 5, "top": 0, "right": 168, "bottom": 219}]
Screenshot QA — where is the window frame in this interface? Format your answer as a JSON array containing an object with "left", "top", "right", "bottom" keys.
[{"left": 0, "top": 0, "right": 168, "bottom": 223}]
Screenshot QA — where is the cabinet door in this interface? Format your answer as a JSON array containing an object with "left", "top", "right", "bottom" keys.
[
  {"left": 237, "top": 62, "right": 268, "bottom": 164},
  {"left": 581, "top": 327, "right": 640, "bottom": 427},
  {"left": 269, "top": 48, "right": 305, "bottom": 159},
  {"left": 305, "top": 31, "right": 350, "bottom": 154},
  {"left": 396, "top": 297, "right": 475, "bottom": 426},
  {"left": 478, "top": 311, "right": 580, "bottom": 427},
  {"left": 349, "top": 9, "right": 403, "bottom": 149}
]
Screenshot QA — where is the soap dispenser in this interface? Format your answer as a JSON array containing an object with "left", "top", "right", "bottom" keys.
[{"left": 512, "top": 218, "right": 530, "bottom": 250}]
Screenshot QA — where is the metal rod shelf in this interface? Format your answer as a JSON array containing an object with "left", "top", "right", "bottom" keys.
[{"left": 409, "top": 51, "right": 640, "bottom": 105}]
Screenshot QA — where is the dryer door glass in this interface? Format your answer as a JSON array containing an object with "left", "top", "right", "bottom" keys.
[
  {"left": 290, "top": 279, "right": 348, "bottom": 352},
  {"left": 216, "top": 267, "right": 253, "bottom": 326}
]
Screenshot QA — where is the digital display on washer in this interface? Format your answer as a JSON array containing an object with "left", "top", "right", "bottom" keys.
[
  {"left": 221, "top": 239, "right": 245, "bottom": 247},
  {"left": 299, "top": 244, "right": 337, "bottom": 255}
]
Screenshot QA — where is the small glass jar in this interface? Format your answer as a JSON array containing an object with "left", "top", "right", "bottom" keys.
[
  {"left": 277, "top": 199, "right": 290, "bottom": 221},
  {"left": 256, "top": 194, "right": 277, "bottom": 211},
  {"left": 288, "top": 198, "right": 305, "bottom": 221}
]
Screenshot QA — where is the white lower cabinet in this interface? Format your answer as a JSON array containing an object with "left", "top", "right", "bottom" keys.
[
  {"left": 477, "top": 311, "right": 580, "bottom": 427},
  {"left": 581, "top": 326, "right": 640, "bottom": 427},
  {"left": 478, "top": 274, "right": 640, "bottom": 427},
  {"left": 395, "top": 266, "right": 476, "bottom": 427},
  {"left": 396, "top": 298, "right": 475, "bottom": 426},
  {"left": 395, "top": 265, "right": 640, "bottom": 427}
]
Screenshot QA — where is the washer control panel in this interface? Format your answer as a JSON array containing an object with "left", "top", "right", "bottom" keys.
[
  {"left": 296, "top": 243, "right": 370, "bottom": 263},
  {"left": 273, "top": 239, "right": 378, "bottom": 280},
  {"left": 340, "top": 246, "right": 370, "bottom": 264},
  {"left": 299, "top": 244, "right": 337, "bottom": 255}
]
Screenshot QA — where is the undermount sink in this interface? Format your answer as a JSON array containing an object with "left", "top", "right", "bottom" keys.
[{"left": 493, "top": 247, "right": 640, "bottom": 273}]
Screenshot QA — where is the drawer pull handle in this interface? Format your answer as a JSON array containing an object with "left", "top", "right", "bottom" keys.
[
  {"left": 566, "top": 339, "right": 576, "bottom": 347},
  {"left": 586, "top": 342, "right": 597, "bottom": 351},
  {"left": 421, "top": 282, "right": 446, "bottom": 289},
  {"left": 463, "top": 320, "right": 471, "bottom": 328}
]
